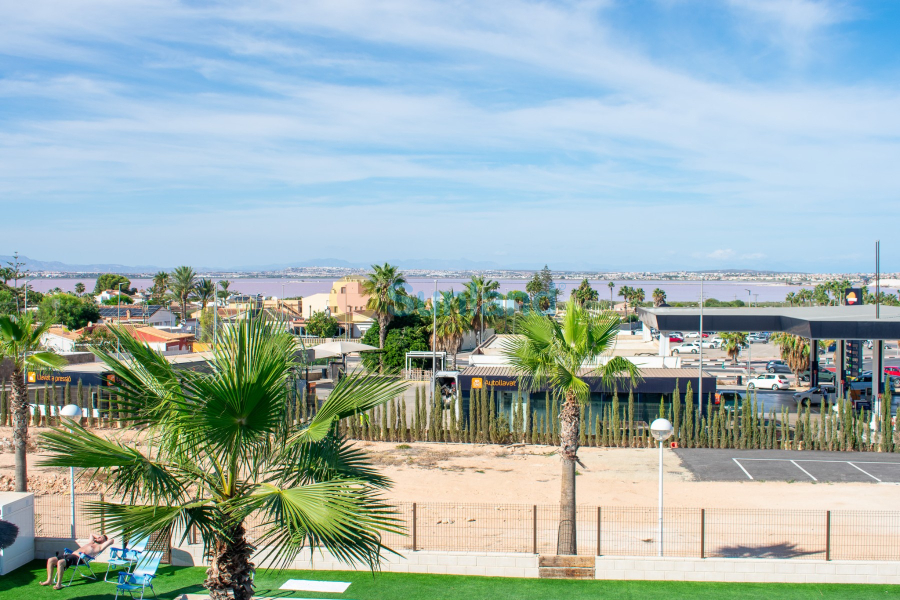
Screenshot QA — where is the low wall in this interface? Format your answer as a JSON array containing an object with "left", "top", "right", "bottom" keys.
[
  {"left": 595, "top": 556, "right": 900, "bottom": 585},
  {"left": 172, "top": 543, "right": 539, "bottom": 578},
  {"left": 0, "top": 492, "right": 34, "bottom": 575}
]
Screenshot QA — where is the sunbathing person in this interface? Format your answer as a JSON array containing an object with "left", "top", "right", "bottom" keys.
[{"left": 40, "top": 533, "right": 115, "bottom": 590}]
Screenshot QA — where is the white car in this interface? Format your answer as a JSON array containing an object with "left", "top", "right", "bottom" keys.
[
  {"left": 701, "top": 338, "right": 722, "bottom": 349},
  {"left": 747, "top": 373, "right": 791, "bottom": 390},
  {"left": 673, "top": 342, "right": 700, "bottom": 354}
]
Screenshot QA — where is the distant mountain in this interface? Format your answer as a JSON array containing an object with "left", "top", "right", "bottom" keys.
[{"left": 0, "top": 254, "right": 165, "bottom": 274}]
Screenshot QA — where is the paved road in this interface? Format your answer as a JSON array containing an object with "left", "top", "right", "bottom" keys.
[{"left": 674, "top": 448, "right": 900, "bottom": 483}]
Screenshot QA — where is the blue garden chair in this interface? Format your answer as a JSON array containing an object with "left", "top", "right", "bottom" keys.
[
  {"left": 115, "top": 551, "right": 162, "bottom": 600},
  {"left": 61, "top": 548, "right": 98, "bottom": 586},
  {"left": 105, "top": 535, "right": 151, "bottom": 582}
]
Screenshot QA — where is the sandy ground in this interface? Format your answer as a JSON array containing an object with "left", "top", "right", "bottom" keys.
[{"left": 2, "top": 427, "right": 894, "bottom": 511}]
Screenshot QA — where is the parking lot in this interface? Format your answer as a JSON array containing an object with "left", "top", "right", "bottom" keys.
[{"left": 675, "top": 448, "right": 900, "bottom": 484}]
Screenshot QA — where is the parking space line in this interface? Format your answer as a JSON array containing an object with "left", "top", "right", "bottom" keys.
[
  {"left": 847, "top": 462, "right": 882, "bottom": 482},
  {"left": 732, "top": 458, "right": 754, "bottom": 480},
  {"left": 789, "top": 460, "right": 818, "bottom": 481}
]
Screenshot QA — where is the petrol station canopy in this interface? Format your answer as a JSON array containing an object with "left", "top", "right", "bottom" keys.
[{"left": 637, "top": 305, "right": 900, "bottom": 340}]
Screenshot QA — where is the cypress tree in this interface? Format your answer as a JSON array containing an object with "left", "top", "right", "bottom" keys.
[
  {"left": 627, "top": 388, "right": 635, "bottom": 448},
  {"left": 400, "top": 396, "right": 409, "bottom": 442},
  {"left": 658, "top": 395, "right": 666, "bottom": 420},
  {"left": 0, "top": 384, "right": 7, "bottom": 427},
  {"left": 672, "top": 382, "right": 681, "bottom": 446},
  {"left": 414, "top": 386, "right": 422, "bottom": 440},
  {"left": 611, "top": 391, "right": 621, "bottom": 447},
  {"left": 524, "top": 392, "right": 532, "bottom": 445},
  {"left": 551, "top": 392, "right": 560, "bottom": 445},
  {"left": 594, "top": 413, "right": 601, "bottom": 447},
  {"left": 881, "top": 386, "right": 894, "bottom": 453},
  {"left": 388, "top": 397, "right": 396, "bottom": 442},
  {"left": 683, "top": 383, "right": 694, "bottom": 448},
  {"left": 601, "top": 406, "right": 611, "bottom": 447}
]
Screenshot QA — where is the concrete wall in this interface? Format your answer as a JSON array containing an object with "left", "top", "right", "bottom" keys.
[
  {"left": 595, "top": 556, "right": 900, "bottom": 585},
  {"left": 171, "top": 543, "right": 539, "bottom": 578},
  {"left": 0, "top": 492, "right": 34, "bottom": 575}
]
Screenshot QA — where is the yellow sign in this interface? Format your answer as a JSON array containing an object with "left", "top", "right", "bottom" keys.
[
  {"left": 472, "top": 377, "right": 483, "bottom": 389},
  {"left": 846, "top": 291, "right": 859, "bottom": 305},
  {"left": 27, "top": 372, "right": 36, "bottom": 383},
  {"left": 27, "top": 372, "right": 73, "bottom": 385}
]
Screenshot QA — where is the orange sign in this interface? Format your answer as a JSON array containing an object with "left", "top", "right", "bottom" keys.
[
  {"left": 471, "top": 377, "right": 483, "bottom": 389},
  {"left": 27, "top": 372, "right": 36, "bottom": 383},
  {"left": 846, "top": 291, "right": 859, "bottom": 305}
]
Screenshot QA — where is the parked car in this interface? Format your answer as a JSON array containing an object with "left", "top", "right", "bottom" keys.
[
  {"left": 701, "top": 338, "right": 722, "bottom": 349},
  {"left": 668, "top": 333, "right": 684, "bottom": 343},
  {"left": 766, "top": 360, "right": 791, "bottom": 374},
  {"left": 746, "top": 373, "right": 791, "bottom": 390},
  {"left": 714, "top": 390, "right": 745, "bottom": 411},
  {"left": 748, "top": 333, "right": 768, "bottom": 344},
  {"left": 793, "top": 385, "right": 835, "bottom": 406},
  {"left": 673, "top": 342, "right": 700, "bottom": 354},
  {"left": 884, "top": 366, "right": 900, "bottom": 378},
  {"left": 685, "top": 332, "right": 711, "bottom": 339},
  {"left": 799, "top": 368, "right": 836, "bottom": 384}
]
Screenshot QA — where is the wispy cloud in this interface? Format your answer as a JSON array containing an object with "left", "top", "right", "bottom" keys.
[{"left": 0, "top": 0, "right": 894, "bottom": 270}]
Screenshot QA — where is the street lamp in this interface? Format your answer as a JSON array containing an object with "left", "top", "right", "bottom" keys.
[
  {"left": 59, "top": 403, "right": 82, "bottom": 539},
  {"left": 117, "top": 282, "right": 125, "bottom": 357},
  {"left": 650, "top": 418, "right": 674, "bottom": 558}
]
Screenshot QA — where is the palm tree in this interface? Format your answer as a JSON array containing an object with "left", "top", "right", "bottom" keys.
[
  {"left": 785, "top": 292, "right": 796, "bottom": 307},
  {"left": 617, "top": 285, "right": 633, "bottom": 313},
  {"left": 525, "top": 275, "right": 543, "bottom": 314},
  {"left": 74, "top": 282, "right": 85, "bottom": 296},
  {"left": 652, "top": 288, "right": 666, "bottom": 307},
  {"left": 39, "top": 319, "right": 406, "bottom": 600},
  {"left": 630, "top": 288, "right": 645, "bottom": 313},
  {"left": 570, "top": 279, "right": 598, "bottom": 308},
  {"left": 770, "top": 333, "right": 810, "bottom": 385},
  {"left": 362, "top": 264, "right": 408, "bottom": 369},
  {"left": 0, "top": 314, "right": 67, "bottom": 492},
  {"left": 196, "top": 278, "right": 215, "bottom": 310},
  {"left": 465, "top": 276, "right": 501, "bottom": 346},
  {"left": 150, "top": 271, "right": 169, "bottom": 305},
  {"left": 718, "top": 332, "right": 748, "bottom": 365},
  {"left": 608, "top": 281, "right": 615, "bottom": 303},
  {"left": 502, "top": 304, "right": 639, "bottom": 555},
  {"left": 169, "top": 266, "right": 198, "bottom": 323},
  {"left": 218, "top": 280, "right": 232, "bottom": 305},
  {"left": 434, "top": 291, "right": 469, "bottom": 368}
]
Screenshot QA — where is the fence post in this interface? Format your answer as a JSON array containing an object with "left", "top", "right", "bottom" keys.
[
  {"left": 412, "top": 503, "right": 417, "bottom": 552},
  {"left": 700, "top": 509, "right": 705, "bottom": 559},
  {"left": 99, "top": 493, "right": 105, "bottom": 536},
  {"left": 596, "top": 507, "right": 602, "bottom": 556},
  {"left": 532, "top": 505, "right": 537, "bottom": 555},
  {"left": 825, "top": 510, "right": 831, "bottom": 561}
]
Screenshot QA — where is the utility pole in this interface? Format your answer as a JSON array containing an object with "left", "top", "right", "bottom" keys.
[
  {"left": 432, "top": 280, "right": 437, "bottom": 389},
  {"left": 117, "top": 282, "right": 124, "bottom": 357},
  {"left": 698, "top": 277, "right": 703, "bottom": 418}
]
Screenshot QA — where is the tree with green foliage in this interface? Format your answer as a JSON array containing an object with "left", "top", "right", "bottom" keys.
[
  {"left": 506, "top": 290, "right": 528, "bottom": 313},
  {"left": 718, "top": 332, "right": 748, "bottom": 365},
  {"left": 169, "top": 266, "right": 198, "bottom": 323},
  {"left": 150, "top": 271, "right": 169, "bottom": 305},
  {"left": 362, "top": 264, "right": 408, "bottom": 369},
  {"left": 432, "top": 291, "right": 470, "bottom": 367},
  {"left": 217, "top": 279, "right": 231, "bottom": 303},
  {"left": 101, "top": 294, "right": 134, "bottom": 305},
  {"left": 196, "top": 278, "right": 216, "bottom": 310},
  {"left": 464, "top": 276, "right": 501, "bottom": 346},
  {"left": 652, "top": 288, "right": 667, "bottom": 307},
  {"left": 39, "top": 318, "right": 407, "bottom": 600},
  {"left": 0, "top": 314, "right": 67, "bottom": 491},
  {"left": 502, "top": 303, "right": 639, "bottom": 554},
  {"left": 37, "top": 294, "right": 101, "bottom": 330},
  {"left": 769, "top": 333, "right": 810, "bottom": 385},
  {"left": 93, "top": 274, "right": 131, "bottom": 295},
  {"left": 74, "top": 283, "right": 86, "bottom": 296},
  {"left": 306, "top": 310, "right": 340, "bottom": 338},
  {"left": 0, "top": 288, "right": 20, "bottom": 316},
  {"left": 570, "top": 279, "right": 598, "bottom": 307},
  {"left": 361, "top": 314, "right": 429, "bottom": 372}
]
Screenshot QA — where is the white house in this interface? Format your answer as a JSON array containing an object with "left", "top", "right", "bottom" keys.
[{"left": 40, "top": 327, "right": 80, "bottom": 353}]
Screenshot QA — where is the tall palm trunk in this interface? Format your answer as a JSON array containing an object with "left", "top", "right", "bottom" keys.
[
  {"left": 377, "top": 315, "right": 388, "bottom": 372},
  {"left": 11, "top": 367, "right": 28, "bottom": 492},
  {"left": 558, "top": 389, "right": 579, "bottom": 555},
  {"left": 205, "top": 523, "right": 255, "bottom": 600}
]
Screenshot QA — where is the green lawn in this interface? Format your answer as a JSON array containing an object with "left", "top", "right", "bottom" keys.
[{"left": 2, "top": 560, "right": 899, "bottom": 600}]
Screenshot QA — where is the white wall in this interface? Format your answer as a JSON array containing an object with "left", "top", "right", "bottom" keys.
[
  {"left": 0, "top": 492, "right": 34, "bottom": 575},
  {"left": 303, "top": 293, "right": 330, "bottom": 318},
  {"left": 41, "top": 334, "right": 76, "bottom": 353}
]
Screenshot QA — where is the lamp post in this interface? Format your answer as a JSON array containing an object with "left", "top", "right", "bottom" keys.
[
  {"left": 698, "top": 277, "right": 703, "bottom": 417},
  {"left": 432, "top": 280, "right": 437, "bottom": 387},
  {"left": 116, "top": 282, "right": 124, "bottom": 358},
  {"left": 59, "top": 403, "right": 82, "bottom": 538},
  {"left": 650, "top": 418, "right": 674, "bottom": 557}
]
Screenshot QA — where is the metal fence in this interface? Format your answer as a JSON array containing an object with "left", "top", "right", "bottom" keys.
[{"left": 33, "top": 494, "right": 900, "bottom": 561}]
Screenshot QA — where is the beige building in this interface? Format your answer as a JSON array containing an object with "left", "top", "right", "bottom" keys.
[{"left": 328, "top": 275, "right": 369, "bottom": 315}]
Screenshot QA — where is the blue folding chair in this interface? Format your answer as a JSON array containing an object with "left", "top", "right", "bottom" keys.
[
  {"left": 105, "top": 535, "right": 151, "bottom": 582},
  {"left": 61, "top": 548, "right": 98, "bottom": 586},
  {"left": 115, "top": 551, "right": 162, "bottom": 600}
]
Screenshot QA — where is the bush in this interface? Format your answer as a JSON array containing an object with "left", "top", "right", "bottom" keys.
[
  {"left": 306, "top": 310, "right": 339, "bottom": 337},
  {"left": 361, "top": 314, "right": 429, "bottom": 371}
]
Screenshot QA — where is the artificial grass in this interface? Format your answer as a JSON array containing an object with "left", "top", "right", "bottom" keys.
[{"left": 2, "top": 560, "right": 899, "bottom": 600}]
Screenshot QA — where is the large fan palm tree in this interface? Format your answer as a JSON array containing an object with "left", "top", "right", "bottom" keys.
[
  {"left": 362, "top": 264, "right": 408, "bottom": 369},
  {"left": 719, "top": 332, "right": 748, "bottom": 365},
  {"left": 150, "top": 271, "right": 169, "bottom": 305},
  {"left": 502, "top": 304, "right": 639, "bottom": 554},
  {"left": 0, "top": 314, "right": 67, "bottom": 492},
  {"left": 770, "top": 333, "right": 810, "bottom": 385},
  {"left": 652, "top": 288, "right": 666, "bottom": 307},
  {"left": 39, "top": 318, "right": 406, "bottom": 600},
  {"left": 169, "top": 266, "right": 198, "bottom": 323}
]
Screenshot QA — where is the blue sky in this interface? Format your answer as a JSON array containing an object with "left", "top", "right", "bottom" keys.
[{"left": 2, "top": 0, "right": 899, "bottom": 272}]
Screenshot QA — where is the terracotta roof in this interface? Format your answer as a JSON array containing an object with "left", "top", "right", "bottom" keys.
[{"left": 44, "top": 326, "right": 81, "bottom": 342}]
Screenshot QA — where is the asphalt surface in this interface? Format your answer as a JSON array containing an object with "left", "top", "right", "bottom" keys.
[{"left": 674, "top": 448, "right": 900, "bottom": 483}]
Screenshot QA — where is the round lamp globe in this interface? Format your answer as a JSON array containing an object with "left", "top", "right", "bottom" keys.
[
  {"left": 650, "top": 418, "right": 674, "bottom": 441},
  {"left": 59, "top": 404, "right": 82, "bottom": 418}
]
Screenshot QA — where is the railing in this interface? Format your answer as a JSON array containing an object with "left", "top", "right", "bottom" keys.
[
  {"left": 402, "top": 369, "right": 433, "bottom": 381},
  {"left": 34, "top": 495, "right": 900, "bottom": 561}
]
